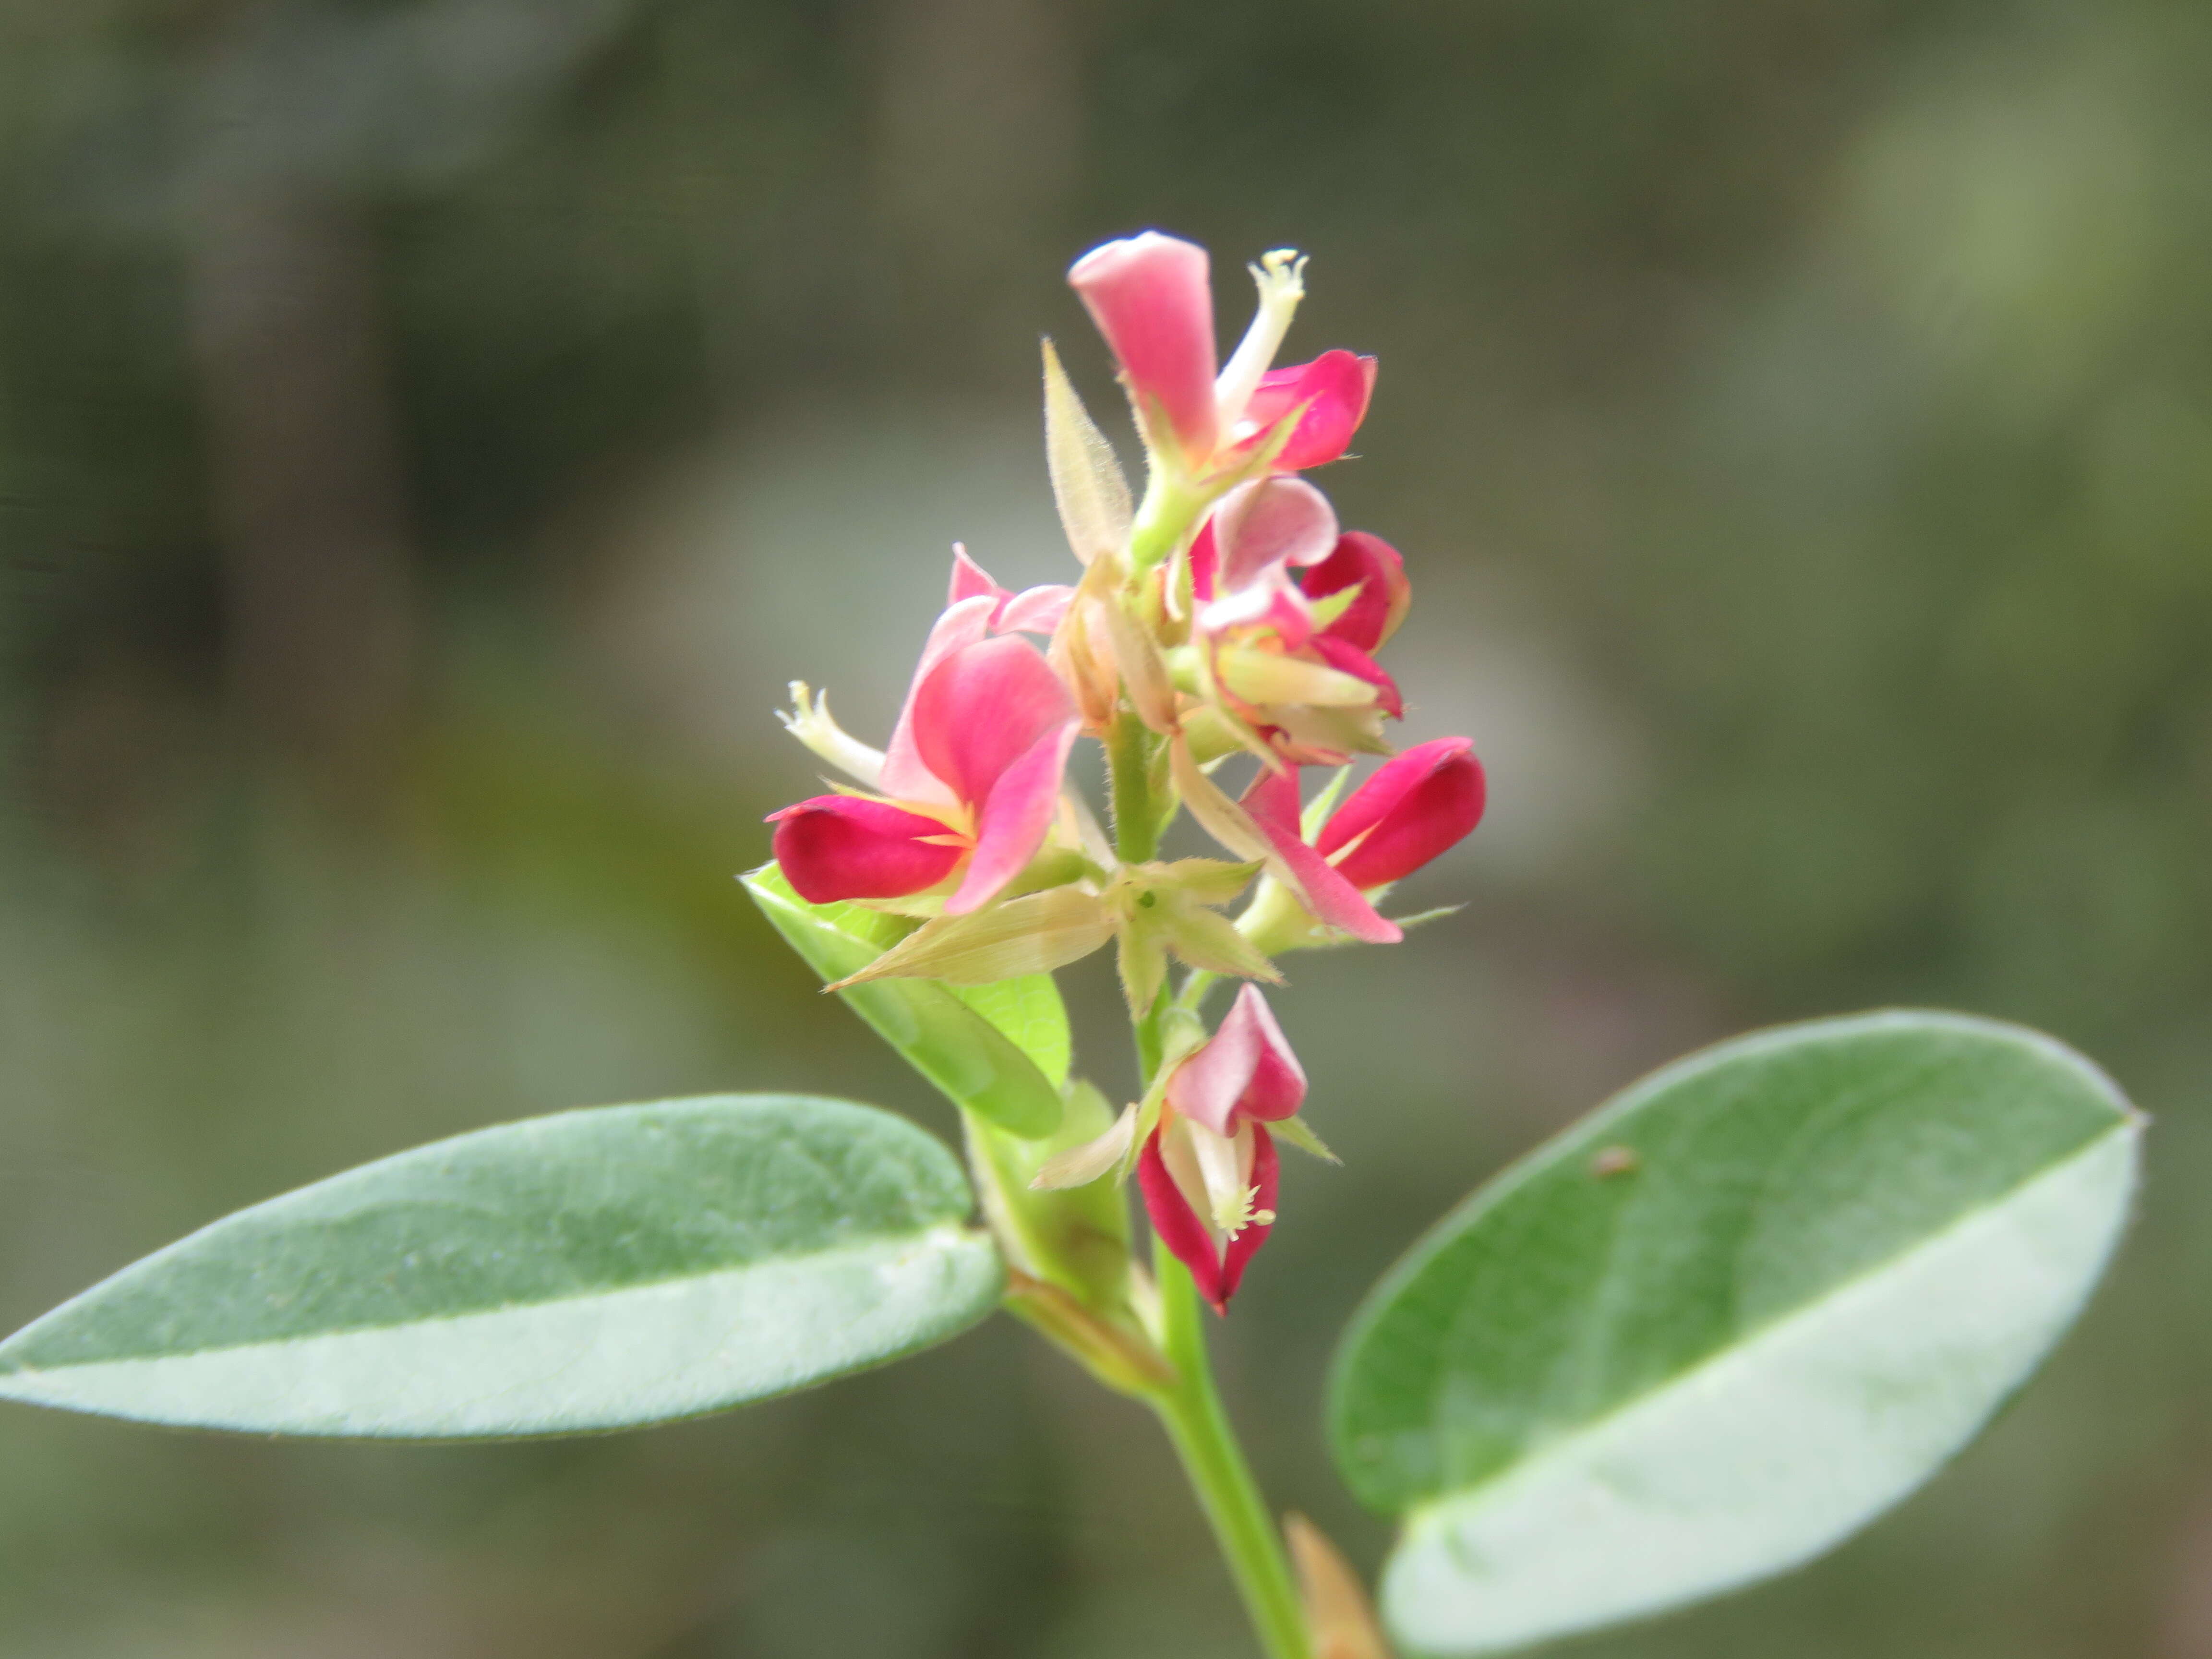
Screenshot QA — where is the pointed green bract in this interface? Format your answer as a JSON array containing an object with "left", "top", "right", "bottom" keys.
[
  {"left": 1042, "top": 336, "right": 1134, "bottom": 565},
  {"left": 0, "top": 1094, "right": 1002, "bottom": 1438},
  {"left": 744, "top": 863, "right": 1063, "bottom": 1138},
  {"left": 1327, "top": 1011, "right": 2140, "bottom": 1656}
]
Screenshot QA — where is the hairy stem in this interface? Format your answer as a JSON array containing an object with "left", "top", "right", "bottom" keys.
[{"left": 1107, "top": 710, "right": 1163, "bottom": 865}]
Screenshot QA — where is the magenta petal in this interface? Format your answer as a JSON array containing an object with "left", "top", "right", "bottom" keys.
[
  {"left": 1243, "top": 350, "right": 1376, "bottom": 472},
  {"left": 1168, "top": 984, "right": 1306, "bottom": 1134},
  {"left": 944, "top": 719, "right": 1078, "bottom": 915},
  {"left": 1189, "top": 517, "right": 1219, "bottom": 601},
  {"left": 912, "top": 635, "right": 1077, "bottom": 809},
  {"left": 768, "top": 796, "right": 964, "bottom": 904},
  {"left": 1138, "top": 1121, "right": 1277, "bottom": 1314},
  {"left": 1069, "top": 232, "right": 1219, "bottom": 462},
  {"left": 1242, "top": 765, "right": 1402, "bottom": 944},
  {"left": 1213, "top": 478, "right": 1340, "bottom": 594},
  {"left": 948, "top": 546, "right": 1008, "bottom": 609},
  {"left": 1319, "top": 737, "right": 1486, "bottom": 890},
  {"left": 996, "top": 584, "right": 1075, "bottom": 635},
  {"left": 1301, "top": 531, "right": 1410, "bottom": 652},
  {"left": 1217, "top": 1126, "right": 1278, "bottom": 1310},
  {"left": 880, "top": 595, "right": 997, "bottom": 802},
  {"left": 1138, "top": 1124, "right": 1229, "bottom": 1310},
  {"left": 1310, "top": 636, "right": 1404, "bottom": 718}
]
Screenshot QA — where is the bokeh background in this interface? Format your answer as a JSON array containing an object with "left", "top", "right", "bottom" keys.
[{"left": 1, "top": 0, "right": 2207, "bottom": 1654}]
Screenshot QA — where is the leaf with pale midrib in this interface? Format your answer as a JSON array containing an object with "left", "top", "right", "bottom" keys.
[
  {"left": 1327, "top": 1011, "right": 2140, "bottom": 1657},
  {"left": 0, "top": 1093, "right": 1002, "bottom": 1438}
]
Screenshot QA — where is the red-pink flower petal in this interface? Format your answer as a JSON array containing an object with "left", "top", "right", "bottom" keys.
[
  {"left": 1211, "top": 478, "right": 1340, "bottom": 594},
  {"left": 880, "top": 595, "right": 998, "bottom": 803},
  {"left": 945, "top": 720, "right": 1079, "bottom": 915},
  {"left": 1238, "top": 350, "right": 1377, "bottom": 471},
  {"left": 911, "top": 634, "right": 1077, "bottom": 809},
  {"left": 1310, "top": 636, "right": 1404, "bottom": 719},
  {"left": 1242, "top": 765, "right": 1402, "bottom": 944},
  {"left": 767, "top": 796, "right": 964, "bottom": 904},
  {"left": 1069, "top": 232, "right": 1219, "bottom": 463},
  {"left": 1318, "top": 737, "right": 1486, "bottom": 890},
  {"left": 1137, "top": 1120, "right": 1279, "bottom": 1315},
  {"left": 948, "top": 546, "right": 1008, "bottom": 609},
  {"left": 1188, "top": 517, "right": 1220, "bottom": 602},
  {"left": 1300, "top": 531, "right": 1410, "bottom": 652},
  {"left": 1166, "top": 984, "right": 1306, "bottom": 1136}
]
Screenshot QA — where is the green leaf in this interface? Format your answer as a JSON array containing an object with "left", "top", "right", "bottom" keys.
[
  {"left": 0, "top": 1094, "right": 1003, "bottom": 1438},
  {"left": 743, "top": 864, "right": 1063, "bottom": 1138},
  {"left": 950, "top": 976, "right": 1072, "bottom": 1090},
  {"left": 1327, "top": 1011, "right": 2141, "bottom": 1656}
]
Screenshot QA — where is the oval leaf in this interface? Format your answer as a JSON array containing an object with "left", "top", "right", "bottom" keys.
[
  {"left": 744, "top": 863, "right": 1064, "bottom": 1137},
  {"left": 0, "top": 1094, "right": 1003, "bottom": 1438},
  {"left": 1327, "top": 1011, "right": 2141, "bottom": 1656}
]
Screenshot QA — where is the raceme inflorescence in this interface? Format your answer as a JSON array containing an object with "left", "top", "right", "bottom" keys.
[{"left": 0, "top": 232, "right": 2144, "bottom": 1659}]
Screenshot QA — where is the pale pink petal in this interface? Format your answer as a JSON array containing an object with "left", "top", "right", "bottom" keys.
[
  {"left": 948, "top": 545, "right": 1008, "bottom": 608},
  {"left": 1237, "top": 350, "right": 1377, "bottom": 471},
  {"left": 1166, "top": 984, "right": 1306, "bottom": 1135},
  {"left": 912, "top": 635, "right": 1078, "bottom": 808},
  {"left": 1300, "top": 531, "right": 1410, "bottom": 652},
  {"left": 879, "top": 594, "right": 998, "bottom": 802},
  {"left": 945, "top": 720, "right": 1079, "bottom": 915},
  {"left": 1068, "top": 232, "right": 1219, "bottom": 463},
  {"left": 996, "top": 584, "right": 1075, "bottom": 635},
  {"left": 1213, "top": 478, "right": 1339, "bottom": 594},
  {"left": 767, "top": 796, "right": 964, "bottom": 904},
  {"left": 1199, "top": 577, "right": 1317, "bottom": 650},
  {"left": 1318, "top": 737, "right": 1485, "bottom": 890},
  {"left": 1242, "top": 765, "right": 1402, "bottom": 944}
]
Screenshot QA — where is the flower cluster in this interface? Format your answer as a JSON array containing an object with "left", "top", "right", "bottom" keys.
[{"left": 768, "top": 232, "right": 1485, "bottom": 1310}]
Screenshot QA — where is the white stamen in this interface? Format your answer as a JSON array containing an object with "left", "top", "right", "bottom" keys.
[
  {"left": 777, "top": 681, "right": 887, "bottom": 789},
  {"left": 1214, "top": 250, "right": 1307, "bottom": 438}
]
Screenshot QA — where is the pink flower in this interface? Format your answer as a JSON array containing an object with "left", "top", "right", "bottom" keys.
[
  {"left": 1240, "top": 737, "right": 1487, "bottom": 943},
  {"left": 1140, "top": 986, "right": 1305, "bottom": 1312},
  {"left": 1067, "top": 233, "right": 1374, "bottom": 477},
  {"left": 770, "top": 561, "right": 1080, "bottom": 915},
  {"left": 1069, "top": 232, "right": 1220, "bottom": 467},
  {"left": 1187, "top": 480, "right": 1405, "bottom": 766}
]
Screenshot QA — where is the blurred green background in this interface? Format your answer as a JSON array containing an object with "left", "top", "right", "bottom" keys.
[{"left": 1, "top": 0, "right": 2208, "bottom": 1654}]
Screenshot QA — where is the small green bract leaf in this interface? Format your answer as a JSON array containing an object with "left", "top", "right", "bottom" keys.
[
  {"left": 744, "top": 863, "right": 1063, "bottom": 1138},
  {"left": 1327, "top": 1011, "right": 2140, "bottom": 1657},
  {"left": 0, "top": 1094, "right": 1003, "bottom": 1438}
]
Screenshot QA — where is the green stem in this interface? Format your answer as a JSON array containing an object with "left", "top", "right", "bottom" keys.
[
  {"left": 1147, "top": 1249, "right": 1311, "bottom": 1659},
  {"left": 1108, "top": 710, "right": 1162, "bottom": 866}
]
